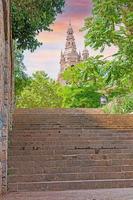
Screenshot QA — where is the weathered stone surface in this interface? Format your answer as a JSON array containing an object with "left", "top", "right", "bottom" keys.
[
  {"left": 8, "top": 109, "right": 133, "bottom": 192},
  {"left": 4, "top": 188, "right": 133, "bottom": 200},
  {"left": 0, "top": 0, "right": 12, "bottom": 194}
]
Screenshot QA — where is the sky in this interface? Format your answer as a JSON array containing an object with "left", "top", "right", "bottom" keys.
[{"left": 24, "top": 0, "right": 116, "bottom": 79}]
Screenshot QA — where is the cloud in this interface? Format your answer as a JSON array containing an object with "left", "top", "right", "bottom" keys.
[{"left": 24, "top": 0, "right": 116, "bottom": 79}]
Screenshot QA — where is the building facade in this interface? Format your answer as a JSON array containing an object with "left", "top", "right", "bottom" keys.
[{"left": 58, "top": 22, "right": 89, "bottom": 84}]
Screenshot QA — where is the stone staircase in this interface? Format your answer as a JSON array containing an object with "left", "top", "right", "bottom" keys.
[{"left": 8, "top": 109, "right": 133, "bottom": 192}]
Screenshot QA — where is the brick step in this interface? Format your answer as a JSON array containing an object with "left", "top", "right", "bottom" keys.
[
  {"left": 8, "top": 153, "right": 133, "bottom": 162},
  {"left": 8, "top": 148, "right": 133, "bottom": 156},
  {"left": 8, "top": 165, "right": 133, "bottom": 175},
  {"left": 8, "top": 179, "right": 133, "bottom": 192},
  {"left": 8, "top": 171, "right": 133, "bottom": 183}
]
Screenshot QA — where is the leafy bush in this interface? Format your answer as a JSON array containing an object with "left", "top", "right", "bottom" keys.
[
  {"left": 103, "top": 94, "right": 133, "bottom": 114},
  {"left": 17, "top": 71, "right": 63, "bottom": 108},
  {"left": 61, "top": 86, "right": 101, "bottom": 108}
]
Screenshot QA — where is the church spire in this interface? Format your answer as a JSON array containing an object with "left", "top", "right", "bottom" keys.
[
  {"left": 58, "top": 22, "right": 81, "bottom": 84},
  {"left": 65, "top": 22, "right": 77, "bottom": 55}
]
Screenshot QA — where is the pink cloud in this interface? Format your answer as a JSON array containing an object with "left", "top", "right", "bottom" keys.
[{"left": 24, "top": 0, "right": 116, "bottom": 79}]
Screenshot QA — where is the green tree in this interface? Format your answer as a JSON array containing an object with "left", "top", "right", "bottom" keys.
[
  {"left": 14, "top": 43, "right": 30, "bottom": 99},
  {"left": 17, "top": 71, "right": 63, "bottom": 108},
  {"left": 61, "top": 56, "right": 106, "bottom": 108},
  {"left": 12, "top": 0, "right": 65, "bottom": 51},
  {"left": 81, "top": 0, "right": 133, "bottom": 113},
  {"left": 83, "top": 0, "right": 133, "bottom": 93}
]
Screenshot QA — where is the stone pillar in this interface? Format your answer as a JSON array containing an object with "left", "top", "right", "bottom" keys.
[{"left": 0, "top": 0, "right": 12, "bottom": 194}]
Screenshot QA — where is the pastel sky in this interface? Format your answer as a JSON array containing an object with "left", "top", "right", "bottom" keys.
[{"left": 24, "top": 0, "right": 116, "bottom": 79}]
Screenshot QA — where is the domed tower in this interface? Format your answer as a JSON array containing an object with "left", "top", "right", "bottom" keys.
[{"left": 58, "top": 22, "right": 80, "bottom": 84}]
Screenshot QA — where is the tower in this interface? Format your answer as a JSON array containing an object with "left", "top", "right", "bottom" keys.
[
  {"left": 58, "top": 22, "right": 89, "bottom": 84},
  {"left": 58, "top": 22, "right": 81, "bottom": 84}
]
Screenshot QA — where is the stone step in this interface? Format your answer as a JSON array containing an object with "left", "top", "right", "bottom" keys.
[
  {"left": 9, "top": 134, "right": 133, "bottom": 142},
  {"left": 8, "top": 143, "right": 133, "bottom": 151},
  {"left": 8, "top": 109, "right": 133, "bottom": 192},
  {"left": 11, "top": 134, "right": 133, "bottom": 140},
  {"left": 14, "top": 113, "right": 133, "bottom": 121},
  {"left": 10, "top": 136, "right": 133, "bottom": 144},
  {"left": 10, "top": 134, "right": 133, "bottom": 141},
  {"left": 10, "top": 129, "right": 133, "bottom": 134},
  {"left": 13, "top": 119, "right": 133, "bottom": 123},
  {"left": 8, "top": 165, "right": 133, "bottom": 175},
  {"left": 13, "top": 113, "right": 131, "bottom": 116},
  {"left": 13, "top": 117, "right": 133, "bottom": 123},
  {"left": 8, "top": 172, "right": 133, "bottom": 183},
  {"left": 9, "top": 140, "right": 133, "bottom": 147},
  {"left": 14, "top": 108, "right": 104, "bottom": 114},
  {"left": 8, "top": 179, "right": 133, "bottom": 192},
  {"left": 13, "top": 126, "right": 133, "bottom": 130},
  {"left": 8, "top": 153, "right": 133, "bottom": 162},
  {"left": 8, "top": 148, "right": 133, "bottom": 156},
  {"left": 8, "top": 159, "right": 133, "bottom": 171},
  {"left": 13, "top": 123, "right": 133, "bottom": 128},
  {"left": 11, "top": 129, "right": 132, "bottom": 134}
]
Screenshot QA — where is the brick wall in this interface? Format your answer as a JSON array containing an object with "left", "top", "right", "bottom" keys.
[{"left": 0, "top": 0, "right": 12, "bottom": 194}]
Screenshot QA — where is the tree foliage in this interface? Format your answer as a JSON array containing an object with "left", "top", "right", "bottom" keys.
[
  {"left": 14, "top": 43, "right": 30, "bottom": 99},
  {"left": 84, "top": 0, "right": 133, "bottom": 50},
  {"left": 103, "top": 94, "right": 133, "bottom": 114},
  {"left": 61, "top": 56, "right": 106, "bottom": 108},
  {"left": 81, "top": 0, "right": 133, "bottom": 112},
  {"left": 17, "top": 71, "right": 63, "bottom": 108},
  {"left": 83, "top": 0, "right": 133, "bottom": 92},
  {"left": 14, "top": 0, "right": 133, "bottom": 112},
  {"left": 12, "top": 0, "right": 65, "bottom": 51}
]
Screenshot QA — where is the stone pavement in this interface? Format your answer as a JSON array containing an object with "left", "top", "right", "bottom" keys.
[{"left": 3, "top": 188, "right": 133, "bottom": 200}]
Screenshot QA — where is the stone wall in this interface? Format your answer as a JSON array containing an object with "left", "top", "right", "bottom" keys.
[{"left": 0, "top": 0, "right": 12, "bottom": 194}]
